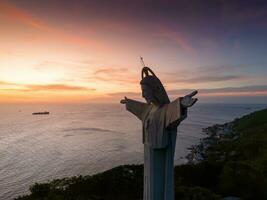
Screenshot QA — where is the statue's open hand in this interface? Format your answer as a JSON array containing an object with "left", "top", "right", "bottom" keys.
[
  {"left": 181, "top": 90, "right": 198, "bottom": 108},
  {"left": 120, "top": 96, "right": 127, "bottom": 104}
]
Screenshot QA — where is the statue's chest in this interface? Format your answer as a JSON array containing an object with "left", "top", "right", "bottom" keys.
[
  {"left": 144, "top": 107, "right": 165, "bottom": 131},
  {"left": 143, "top": 106, "right": 169, "bottom": 148}
]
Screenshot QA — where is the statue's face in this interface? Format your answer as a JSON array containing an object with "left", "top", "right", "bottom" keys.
[{"left": 141, "top": 84, "right": 156, "bottom": 104}]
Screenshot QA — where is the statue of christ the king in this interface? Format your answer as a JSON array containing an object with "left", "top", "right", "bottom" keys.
[{"left": 121, "top": 66, "right": 198, "bottom": 200}]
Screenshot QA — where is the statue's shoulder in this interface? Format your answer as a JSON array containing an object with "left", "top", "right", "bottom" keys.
[{"left": 164, "top": 97, "right": 181, "bottom": 108}]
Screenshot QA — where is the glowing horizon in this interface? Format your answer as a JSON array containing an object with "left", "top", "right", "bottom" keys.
[{"left": 1, "top": 0, "right": 267, "bottom": 103}]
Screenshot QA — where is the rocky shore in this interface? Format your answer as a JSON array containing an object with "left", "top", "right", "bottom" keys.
[{"left": 186, "top": 121, "right": 236, "bottom": 164}]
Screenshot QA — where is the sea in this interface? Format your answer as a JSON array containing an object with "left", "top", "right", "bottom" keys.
[{"left": 0, "top": 103, "right": 266, "bottom": 200}]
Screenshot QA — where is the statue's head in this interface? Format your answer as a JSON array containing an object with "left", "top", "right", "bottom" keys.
[{"left": 140, "top": 67, "right": 170, "bottom": 105}]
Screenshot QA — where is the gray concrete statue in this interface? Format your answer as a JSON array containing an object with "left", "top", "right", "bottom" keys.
[{"left": 121, "top": 66, "right": 198, "bottom": 200}]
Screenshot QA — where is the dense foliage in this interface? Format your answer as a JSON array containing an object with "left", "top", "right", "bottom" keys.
[{"left": 16, "top": 109, "right": 267, "bottom": 200}]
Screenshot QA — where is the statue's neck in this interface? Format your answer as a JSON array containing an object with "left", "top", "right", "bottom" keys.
[{"left": 151, "top": 102, "right": 160, "bottom": 108}]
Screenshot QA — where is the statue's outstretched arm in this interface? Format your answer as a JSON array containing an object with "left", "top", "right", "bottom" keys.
[
  {"left": 166, "top": 90, "right": 198, "bottom": 128},
  {"left": 120, "top": 97, "right": 149, "bottom": 121}
]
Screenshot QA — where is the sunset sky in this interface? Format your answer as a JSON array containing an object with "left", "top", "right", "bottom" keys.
[{"left": 0, "top": 0, "right": 267, "bottom": 103}]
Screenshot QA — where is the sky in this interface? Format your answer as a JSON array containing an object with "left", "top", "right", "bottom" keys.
[{"left": 0, "top": 0, "right": 267, "bottom": 103}]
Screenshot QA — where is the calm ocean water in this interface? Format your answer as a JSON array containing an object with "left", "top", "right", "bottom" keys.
[{"left": 0, "top": 103, "right": 266, "bottom": 199}]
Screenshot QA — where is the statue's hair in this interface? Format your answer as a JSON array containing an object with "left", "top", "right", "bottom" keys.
[{"left": 140, "top": 67, "right": 170, "bottom": 105}]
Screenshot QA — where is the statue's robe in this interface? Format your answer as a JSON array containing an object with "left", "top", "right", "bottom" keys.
[{"left": 125, "top": 98, "right": 187, "bottom": 200}]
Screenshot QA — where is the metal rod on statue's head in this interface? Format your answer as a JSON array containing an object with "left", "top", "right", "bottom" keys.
[
  {"left": 140, "top": 56, "right": 145, "bottom": 67},
  {"left": 140, "top": 57, "right": 157, "bottom": 79}
]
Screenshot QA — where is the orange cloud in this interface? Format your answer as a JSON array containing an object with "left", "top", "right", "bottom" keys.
[
  {"left": 89, "top": 67, "right": 138, "bottom": 84},
  {"left": 0, "top": 1, "right": 104, "bottom": 49},
  {"left": 0, "top": 81, "right": 9, "bottom": 85},
  {"left": 25, "top": 84, "right": 95, "bottom": 92},
  {"left": 0, "top": 81, "right": 95, "bottom": 92},
  {"left": 0, "top": 81, "right": 19, "bottom": 86},
  {"left": 0, "top": 92, "right": 99, "bottom": 104},
  {"left": 0, "top": 1, "right": 48, "bottom": 30},
  {"left": 0, "top": 83, "right": 96, "bottom": 103}
]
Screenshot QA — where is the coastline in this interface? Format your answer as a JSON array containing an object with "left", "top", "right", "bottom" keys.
[
  {"left": 186, "top": 121, "right": 235, "bottom": 164},
  {"left": 15, "top": 108, "right": 267, "bottom": 200}
]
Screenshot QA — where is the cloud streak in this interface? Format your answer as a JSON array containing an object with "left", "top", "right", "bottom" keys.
[
  {"left": 87, "top": 67, "right": 138, "bottom": 84},
  {"left": 155, "top": 63, "right": 258, "bottom": 85},
  {"left": 168, "top": 85, "right": 267, "bottom": 96},
  {"left": 0, "top": 81, "right": 95, "bottom": 92},
  {"left": 0, "top": 81, "right": 19, "bottom": 86},
  {"left": 86, "top": 65, "right": 248, "bottom": 86},
  {"left": 0, "top": 81, "right": 9, "bottom": 85},
  {"left": 0, "top": 0, "right": 194, "bottom": 54},
  {"left": 25, "top": 84, "right": 95, "bottom": 92},
  {"left": 0, "top": 1, "right": 103, "bottom": 49},
  {"left": 109, "top": 85, "right": 267, "bottom": 98},
  {"left": 167, "top": 75, "right": 245, "bottom": 84},
  {"left": 0, "top": 1, "right": 46, "bottom": 30},
  {"left": 156, "top": 27, "right": 195, "bottom": 54}
]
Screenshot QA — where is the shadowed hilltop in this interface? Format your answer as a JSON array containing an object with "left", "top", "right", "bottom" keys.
[{"left": 16, "top": 108, "right": 267, "bottom": 200}]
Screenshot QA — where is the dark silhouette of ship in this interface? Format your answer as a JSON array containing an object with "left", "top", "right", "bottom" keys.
[{"left": 32, "top": 111, "right": 50, "bottom": 115}]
